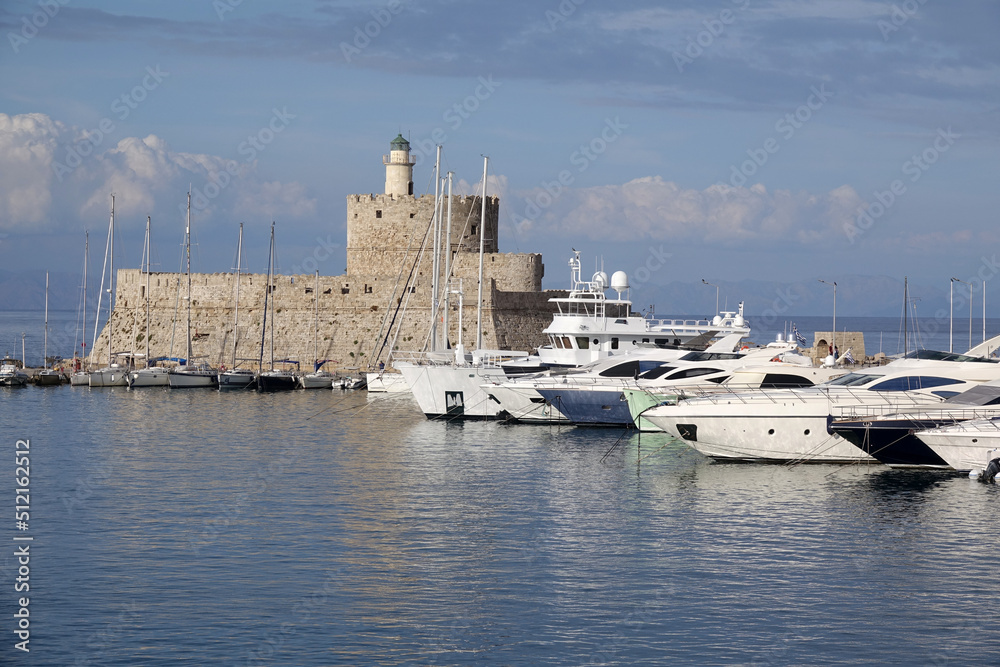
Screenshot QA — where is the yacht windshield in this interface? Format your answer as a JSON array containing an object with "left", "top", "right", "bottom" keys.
[
  {"left": 678, "top": 351, "right": 743, "bottom": 362},
  {"left": 824, "top": 373, "right": 883, "bottom": 387},
  {"left": 904, "top": 349, "right": 1000, "bottom": 363},
  {"left": 943, "top": 383, "right": 1000, "bottom": 405},
  {"left": 598, "top": 360, "right": 667, "bottom": 378},
  {"left": 638, "top": 365, "right": 675, "bottom": 380},
  {"left": 868, "top": 376, "right": 964, "bottom": 392}
]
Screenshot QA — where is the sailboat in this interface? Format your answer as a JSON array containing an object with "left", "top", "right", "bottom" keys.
[
  {"left": 395, "top": 155, "right": 531, "bottom": 418},
  {"left": 168, "top": 192, "right": 218, "bottom": 388},
  {"left": 299, "top": 271, "right": 335, "bottom": 389},
  {"left": 129, "top": 216, "right": 170, "bottom": 387},
  {"left": 70, "top": 231, "right": 92, "bottom": 385},
  {"left": 219, "top": 223, "right": 257, "bottom": 390},
  {"left": 35, "top": 271, "right": 63, "bottom": 385},
  {"left": 90, "top": 194, "right": 131, "bottom": 387},
  {"left": 256, "top": 223, "right": 298, "bottom": 391}
]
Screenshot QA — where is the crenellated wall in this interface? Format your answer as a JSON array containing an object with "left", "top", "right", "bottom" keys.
[
  {"left": 91, "top": 268, "right": 563, "bottom": 370},
  {"left": 346, "top": 193, "right": 500, "bottom": 278}
]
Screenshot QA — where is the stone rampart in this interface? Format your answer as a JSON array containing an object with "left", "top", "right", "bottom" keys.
[{"left": 91, "top": 269, "right": 565, "bottom": 370}]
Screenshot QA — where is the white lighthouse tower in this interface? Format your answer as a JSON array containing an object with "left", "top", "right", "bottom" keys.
[{"left": 383, "top": 133, "right": 415, "bottom": 196}]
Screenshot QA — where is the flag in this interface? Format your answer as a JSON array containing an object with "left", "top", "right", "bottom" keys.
[
  {"left": 844, "top": 349, "right": 856, "bottom": 364},
  {"left": 792, "top": 324, "right": 807, "bottom": 346}
]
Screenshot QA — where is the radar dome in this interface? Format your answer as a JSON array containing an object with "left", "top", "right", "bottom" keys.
[
  {"left": 610, "top": 271, "right": 629, "bottom": 293},
  {"left": 592, "top": 271, "right": 609, "bottom": 290}
]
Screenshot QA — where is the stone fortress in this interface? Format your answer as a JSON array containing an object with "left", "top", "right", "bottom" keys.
[{"left": 92, "top": 135, "right": 566, "bottom": 371}]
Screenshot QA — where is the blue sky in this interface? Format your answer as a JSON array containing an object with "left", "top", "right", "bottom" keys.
[{"left": 1, "top": 0, "right": 998, "bottom": 312}]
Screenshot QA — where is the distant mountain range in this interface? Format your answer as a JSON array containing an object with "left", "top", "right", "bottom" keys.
[{"left": 0, "top": 270, "right": 965, "bottom": 321}]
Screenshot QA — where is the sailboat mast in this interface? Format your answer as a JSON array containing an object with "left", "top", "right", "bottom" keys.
[
  {"left": 269, "top": 224, "right": 275, "bottom": 368},
  {"left": 259, "top": 223, "right": 273, "bottom": 373},
  {"left": 903, "top": 276, "right": 908, "bottom": 357},
  {"left": 476, "top": 156, "right": 488, "bottom": 352},
  {"left": 314, "top": 270, "right": 319, "bottom": 368},
  {"left": 108, "top": 194, "right": 115, "bottom": 366},
  {"left": 185, "top": 191, "right": 193, "bottom": 362},
  {"left": 443, "top": 170, "right": 453, "bottom": 348},
  {"left": 430, "top": 145, "right": 442, "bottom": 351},
  {"left": 92, "top": 200, "right": 113, "bottom": 367},
  {"left": 232, "top": 223, "right": 243, "bottom": 367},
  {"left": 82, "top": 231, "right": 88, "bottom": 368},
  {"left": 44, "top": 271, "right": 48, "bottom": 370},
  {"left": 145, "top": 216, "right": 151, "bottom": 366}
]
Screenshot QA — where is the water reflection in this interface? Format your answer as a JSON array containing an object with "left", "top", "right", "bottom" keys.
[{"left": 2, "top": 385, "right": 998, "bottom": 664}]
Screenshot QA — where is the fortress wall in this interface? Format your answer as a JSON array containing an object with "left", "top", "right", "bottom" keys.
[
  {"left": 810, "top": 331, "right": 866, "bottom": 364},
  {"left": 449, "top": 252, "right": 544, "bottom": 293},
  {"left": 346, "top": 194, "right": 499, "bottom": 277},
  {"left": 92, "top": 269, "right": 565, "bottom": 369}
]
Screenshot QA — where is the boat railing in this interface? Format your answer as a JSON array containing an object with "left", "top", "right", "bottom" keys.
[
  {"left": 666, "top": 385, "right": 949, "bottom": 409},
  {"left": 392, "top": 350, "right": 529, "bottom": 369},
  {"left": 830, "top": 404, "right": 994, "bottom": 420},
  {"left": 938, "top": 417, "right": 1000, "bottom": 433},
  {"left": 392, "top": 351, "right": 456, "bottom": 366}
]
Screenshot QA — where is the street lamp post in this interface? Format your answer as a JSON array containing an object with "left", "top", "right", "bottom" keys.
[
  {"left": 701, "top": 279, "right": 719, "bottom": 316},
  {"left": 819, "top": 279, "right": 837, "bottom": 359}
]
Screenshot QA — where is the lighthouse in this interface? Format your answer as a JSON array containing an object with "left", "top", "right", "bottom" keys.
[{"left": 383, "top": 133, "right": 415, "bottom": 196}]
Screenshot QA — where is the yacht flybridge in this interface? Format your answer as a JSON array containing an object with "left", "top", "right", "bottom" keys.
[{"left": 537, "top": 251, "right": 750, "bottom": 367}]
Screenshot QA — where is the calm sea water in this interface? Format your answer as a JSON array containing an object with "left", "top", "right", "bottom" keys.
[{"left": 2, "top": 310, "right": 1000, "bottom": 665}]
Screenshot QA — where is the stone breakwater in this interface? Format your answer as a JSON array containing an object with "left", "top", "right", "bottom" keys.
[{"left": 89, "top": 267, "right": 565, "bottom": 370}]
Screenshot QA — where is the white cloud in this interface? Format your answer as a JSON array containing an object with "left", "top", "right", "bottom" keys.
[
  {"left": 513, "top": 176, "right": 862, "bottom": 246},
  {"left": 234, "top": 181, "right": 317, "bottom": 220},
  {"left": 0, "top": 112, "right": 315, "bottom": 235},
  {"left": 0, "top": 113, "right": 64, "bottom": 230}
]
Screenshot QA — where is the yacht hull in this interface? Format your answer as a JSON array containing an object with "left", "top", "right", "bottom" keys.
[
  {"left": 257, "top": 373, "right": 298, "bottom": 392},
  {"left": 34, "top": 371, "right": 63, "bottom": 386},
  {"left": 396, "top": 362, "right": 508, "bottom": 419},
  {"left": 129, "top": 368, "right": 170, "bottom": 387},
  {"left": 481, "top": 383, "right": 569, "bottom": 423},
  {"left": 644, "top": 395, "right": 887, "bottom": 463},
  {"left": 366, "top": 372, "right": 410, "bottom": 393},
  {"left": 90, "top": 368, "right": 129, "bottom": 387},
  {"left": 830, "top": 418, "right": 955, "bottom": 468},
  {"left": 168, "top": 370, "right": 218, "bottom": 388},
  {"left": 299, "top": 373, "right": 334, "bottom": 389},
  {"left": 536, "top": 386, "right": 633, "bottom": 425},
  {"left": 916, "top": 422, "right": 1000, "bottom": 472},
  {"left": 219, "top": 371, "right": 257, "bottom": 390}
]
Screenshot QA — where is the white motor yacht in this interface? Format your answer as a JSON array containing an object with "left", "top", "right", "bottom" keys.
[
  {"left": 0, "top": 362, "right": 28, "bottom": 387},
  {"left": 483, "top": 337, "right": 748, "bottom": 425},
  {"left": 643, "top": 349, "right": 1000, "bottom": 463},
  {"left": 915, "top": 416, "right": 1000, "bottom": 473}
]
